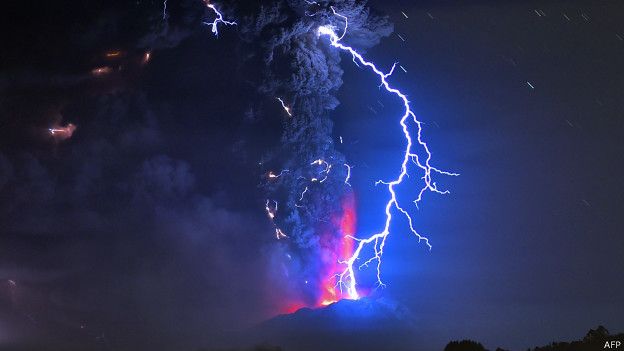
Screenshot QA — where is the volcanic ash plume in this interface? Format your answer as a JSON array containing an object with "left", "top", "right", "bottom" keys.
[{"left": 236, "top": 0, "right": 392, "bottom": 306}]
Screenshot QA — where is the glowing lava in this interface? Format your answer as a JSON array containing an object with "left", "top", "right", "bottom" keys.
[{"left": 317, "top": 192, "right": 357, "bottom": 306}]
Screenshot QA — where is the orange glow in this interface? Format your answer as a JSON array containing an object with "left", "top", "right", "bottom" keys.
[
  {"left": 316, "top": 192, "right": 358, "bottom": 306},
  {"left": 105, "top": 50, "right": 123, "bottom": 58}
]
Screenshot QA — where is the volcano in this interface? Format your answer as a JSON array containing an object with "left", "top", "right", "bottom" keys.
[{"left": 248, "top": 298, "right": 432, "bottom": 351}]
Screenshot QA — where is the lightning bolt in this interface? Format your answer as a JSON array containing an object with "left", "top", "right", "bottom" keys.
[
  {"left": 198, "top": 2, "right": 457, "bottom": 302},
  {"left": 310, "top": 158, "right": 332, "bottom": 183},
  {"left": 265, "top": 199, "right": 288, "bottom": 239},
  {"left": 198, "top": 4, "right": 294, "bottom": 242},
  {"left": 202, "top": 1, "right": 237, "bottom": 36},
  {"left": 299, "top": 186, "right": 309, "bottom": 202},
  {"left": 276, "top": 97, "right": 293, "bottom": 117},
  {"left": 48, "top": 123, "right": 77, "bottom": 141},
  {"left": 268, "top": 169, "right": 290, "bottom": 179},
  {"left": 318, "top": 7, "right": 458, "bottom": 299},
  {"left": 343, "top": 163, "right": 352, "bottom": 186}
]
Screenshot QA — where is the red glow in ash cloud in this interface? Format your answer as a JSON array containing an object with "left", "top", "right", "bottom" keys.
[
  {"left": 317, "top": 192, "right": 359, "bottom": 306},
  {"left": 48, "top": 123, "right": 76, "bottom": 141},
  {"left": 283, "top": 301, "right": 307, "bottom": 314}
]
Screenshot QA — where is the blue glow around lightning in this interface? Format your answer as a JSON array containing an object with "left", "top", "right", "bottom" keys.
[
  {"left": 317, "top": 7, "right": 458, "bottom": 300},
  {"left": 198, "top": 1, "right": 457, "bottom": 302},
  {"left": 202, "top": 1, "right": 236, "bottom": 36}
]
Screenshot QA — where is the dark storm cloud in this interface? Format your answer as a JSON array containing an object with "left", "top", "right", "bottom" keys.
[
  {"left": 1, "top": 0, "right": 396, "bottom": 347},
  {"left": 0, "top": 81, "right": 275, "bottom": 350},
  {"left": 132, "top": 155, "right": 195, "bottom": 201},
  {"left": 0, "top": 154, "right": 12, "bottom": 192},
  {"left": 0, "top": 0, "right": 209, "bottom": 151}
]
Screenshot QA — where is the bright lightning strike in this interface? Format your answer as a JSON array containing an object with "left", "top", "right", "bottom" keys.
[
  {"left": 276, "top": 97, "right": 293, "bottom": 117},
  {"left": 201, "top": 7, "right": 286, "bottom": 242},
  {"left": 310, "top": 158, "right": 332, "bottom": 183},
  {"left": 299, "top": 186, "right": 309, "bottom": 202},
  {"left": 265, "top": 199, "right": 278, "bottom": 220},
  {"left": 202, "top": 1, "right": 237, "bottom": 36},
  {"left": 343, "top": 163, "right": 352, "bottom": 186},
  {"left": 318, "top": 8, "right": 458, "bottom": 299},
  {"left": 275, "top": 228, "right": 288, "bottom": 240},
  {"left": 265, "top": 199, "right": 288, "bottom": 239},
  {"left": 268, "top": 169, "right": 290, "bottom": 179}
]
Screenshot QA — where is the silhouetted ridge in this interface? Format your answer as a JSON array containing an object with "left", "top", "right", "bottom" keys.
[
  {"left": 444, "top": 340, "right": 487, "bottom": 351},
  {"left": 444, "top": 325, "right": 622, "bottom": 351}
]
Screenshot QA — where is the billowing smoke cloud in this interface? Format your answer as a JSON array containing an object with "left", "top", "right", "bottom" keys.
[
  {"left": 0, "top": 91, "right": 275, "bottom": 349},
  {"left": 235, "top": 0, "right": 392, "bottom": 304},
  {"left": 0, "top": 0, "right": 394, "bottom": 347}
]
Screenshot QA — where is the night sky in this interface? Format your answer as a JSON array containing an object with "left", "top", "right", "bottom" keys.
[{"left": 1, "top": 0, "right": 623, "bottom": 350}]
